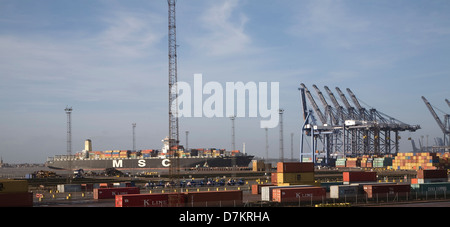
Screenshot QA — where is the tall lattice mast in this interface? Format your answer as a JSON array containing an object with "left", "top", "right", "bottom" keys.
[
  {"left": 65, "top": 107, "right": 73, "bottom": 158},
  {"left": 168, "top": 0, "right": 179, "bottom": 149}
]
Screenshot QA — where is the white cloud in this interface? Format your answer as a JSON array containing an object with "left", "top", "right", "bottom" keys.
[
  {"left": 95, "top": 10, "right": 166, "bottom": 58},
  {"left": 189, "top": 0, "right": 252, "bottom": 56}
]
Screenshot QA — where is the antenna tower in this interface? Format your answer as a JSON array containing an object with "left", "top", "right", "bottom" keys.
[
  {"left": 132, "top": 123, "right": 136, "bottom": 152},
  {"left": 65, "top": 107, "right": 73, "bottom": 157},
  {"left": 168, "top": 0, "right": 179, "bottom": 149},
  {"left": 65, "top": 106, "right": 73, "bottom": 182},
  {"left": 279, "top": 109, "right": 284, "bottom": 162}
]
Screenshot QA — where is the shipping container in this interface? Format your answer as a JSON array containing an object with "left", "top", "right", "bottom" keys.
[
  {"left": 417, "top": 169, "right": 448, "bottom": 179},
  {"left": 185, "top": 190, "right": 242, "bottom": 207},
  {"left": 57, "top": 184, "right": 82, "bottom": 193},
  {"left": 411, "top": 182, "right": 450, "bottom": 194},
  {"left": 0, "top": 180, "right": 28, "bottom": 194},
  {"left": 271, "top": 172, "right": 277, "bottom": 184},
  {"left": 272, "top": 187, "right": 326, "bottom": 203},
  {"left": 94, "top": 187, "right": 140, "bottom": 200},
  {"left": 261, "top": 185, "right": 315, "bottom": 201},
  {"left": 320, "top": 181, "right": 344, "bottom": 192},
  {"left": 276, "top": 172, "right": 315, "bottom": 185},
  {"left": 418, "top": 178, "right": 448, "bottom": 184},
  {"left": 363, "top": 184, "right": 410, "bottom": 199},
  {"left": 116, "top": 193, "right": 185, "bottom": 207},
  {"left": 343, "top": 171, "right": 377, "bottom": 184},
  {"left": 330, "top": 185, "right": 359, "bottom": 199},
  {"left": 252, "top": 184, "right": 275, "bottom": 195},
  {"left": 0, "top": 192, "right": 33, "bottom": 207},
  {"left": 277, "top": 162, "right": 314, "bottom": 173}
]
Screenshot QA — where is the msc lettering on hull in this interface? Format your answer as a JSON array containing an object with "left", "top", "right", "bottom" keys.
[{"left": 112, "top": 159, "right": 172, "bottom": 168}]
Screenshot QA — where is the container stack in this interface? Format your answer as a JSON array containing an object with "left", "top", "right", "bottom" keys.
[
  {"left": 335, "top": 158, "right": 346, "bottom": 167},
  {"left": 276, "top": 162, "right": 315, "bottom": 186},
  {"left": 345, "top": 157, "right": 361, "bottom": 168},
  {"left": 437, "top": 153, "right": 450, "bottom": 169},
  {"left": 252, "top": 160, "right": 266, "bottom": 172},
  {"left": 0, "top": 179, "right": 32, "bottom": 207},
  {"left": 416, "top": 169, "right": 448, "bottom": 184},
  {"left": 360, "top": 156, "right": 373, "bottom": 168},
  {"left": 390, "top": 153, "right": 441, "bottom": 170},
  {"left": 373, "top": 157, "right": 393, "bottom": 168}
]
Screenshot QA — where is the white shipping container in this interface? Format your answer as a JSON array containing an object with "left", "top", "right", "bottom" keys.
[
  {"left": 330, "top": 185, "right": 359, "bottom": 199},
  {"left": 57, "top": 184, "right": 82, "bottom": 193}
]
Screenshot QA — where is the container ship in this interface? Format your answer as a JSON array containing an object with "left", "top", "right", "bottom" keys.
[{"left": 46, "top": 138, "right": 254, "bottom": 171}]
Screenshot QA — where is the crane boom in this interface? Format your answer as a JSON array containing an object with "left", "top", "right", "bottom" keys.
[
  {"left": 313, "top": 85, "right": 338, "bottom": 125},
  {"left": 336, "top": 87, "right": 357, "bottom": 119},
  {"left": 301, "top": 83, "right": 327, "bottom": 124},
  {"left": 422, "top": 96, "right": 448, "bottom": 134},
  {"left": 446, "top": 99, "right": 450, "bottom": 108}
]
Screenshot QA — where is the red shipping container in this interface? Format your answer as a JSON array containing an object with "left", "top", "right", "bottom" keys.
[
  {"left": 0, "top": 192, "right": 33, "bottom": 207},
  {"left": 277, "top": 162, "right": 314, "bottom": 173},
  {"left": 272, "top": 187, "right": 326, "bottom": 203},
  {"left": 417, "top": 169, "right": 448, "bottom": 179},
  {"left": 94, "top": 187, "right": 140, "bottom": 200},
  {"left": 343, "top": 171, "right": 377, "bottom": 183},
  {"left": 363, "top": 184, "right": 411, "bottom": 199},
  {"left": 185, "top": 190, "right": 243, "bottom": 207},
  {"left": 271, "top": 172, "right": 278, "bottom": 184},
  {"left": 116, "top": 193, "right": 185, "bottom": 207}
]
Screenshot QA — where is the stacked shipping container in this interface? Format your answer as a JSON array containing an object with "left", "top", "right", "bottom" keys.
[
  {"left": 0, "top": 180, "right": 32, "bottom": 207},
  {"left": 390, "top": 153, "right": 441, "bottom": 170},
  {"left": 276, "top": 162, "right": 315, "bottom": 186}
]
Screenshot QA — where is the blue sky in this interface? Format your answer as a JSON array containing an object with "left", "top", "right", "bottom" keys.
[{"left": 0, "top": 0, "right": 449, "bottom": 163}]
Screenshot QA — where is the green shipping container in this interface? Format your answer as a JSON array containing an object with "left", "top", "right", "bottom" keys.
[{"left": 411, "top": 182, "right": 450, "bottom": 194}]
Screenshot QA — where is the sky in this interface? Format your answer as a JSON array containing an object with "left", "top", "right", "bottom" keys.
[{"left": 0, "top": 0, "right": 449, "bottom": 163}]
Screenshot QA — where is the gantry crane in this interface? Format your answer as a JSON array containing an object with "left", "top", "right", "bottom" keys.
[
  {"left": 299, "top": 83, "right": 421, "bottom": 165},
  {"left": 422, "top": 96, "right": 450, "bottom": 146}
]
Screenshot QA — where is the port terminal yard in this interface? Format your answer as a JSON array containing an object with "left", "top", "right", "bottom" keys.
[{"left": 18, "top": 167, "right": 448, "bottom": 207}]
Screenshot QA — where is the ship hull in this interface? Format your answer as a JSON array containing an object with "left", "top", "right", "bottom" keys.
[{"left": 46, "top": 156, "right": 254, "bottom": 171}]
